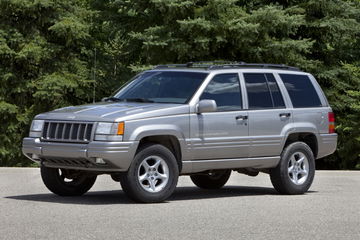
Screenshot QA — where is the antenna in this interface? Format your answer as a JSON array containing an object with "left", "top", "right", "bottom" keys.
[{"left": 92, "top": 48, "right": 97, "bottom": 103}]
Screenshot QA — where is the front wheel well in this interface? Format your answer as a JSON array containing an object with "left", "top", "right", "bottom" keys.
[
  {"left": 137, "top": 135, "right": 182, "bottom": 172},
  {"left": 284, "top": 133, "right": 318, "bottom": 158}
]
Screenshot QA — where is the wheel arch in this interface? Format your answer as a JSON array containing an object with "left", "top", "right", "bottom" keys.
[
  {"left": 283, "top": 132, "right": 318, "bottom": 158},
  {"left": 137, "top": 135, "right": 183, "bottom": 172}
]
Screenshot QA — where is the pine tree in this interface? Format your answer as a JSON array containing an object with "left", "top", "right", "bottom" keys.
[{"left": 0, "top": 0, "right": 95, "bottom": 166}]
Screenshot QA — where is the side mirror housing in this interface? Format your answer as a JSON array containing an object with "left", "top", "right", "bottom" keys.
[{"left": 197, "top": 99, "right": 217, "bottom": 113}]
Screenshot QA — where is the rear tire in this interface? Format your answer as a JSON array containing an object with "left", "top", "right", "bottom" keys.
[
  {"left": 110, "top": 173, "right": 122, "bottom": 182},
  {"left": 119, "top": 144, "right": 179, "bottom": 203},
  {"left": 270, "top": 142, "right": 315, "bottom": 194},
  {"left": 190, "top": 170, "right": 231, "bottom": 189},
  {"left": 40, "top": 166, "right": 97, "bottom": 196}
]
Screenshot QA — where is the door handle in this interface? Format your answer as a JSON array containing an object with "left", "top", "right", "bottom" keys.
[
  {"left": 279, "top": 113, "right": 291, "bottom": 118},
  {"left": 236, "top": 115, "right": 248, "bottom": 121}
]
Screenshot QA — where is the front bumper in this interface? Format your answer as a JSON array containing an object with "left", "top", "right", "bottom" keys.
[{"left": 22, "top": 137, "right": 139, "bottom": 172}]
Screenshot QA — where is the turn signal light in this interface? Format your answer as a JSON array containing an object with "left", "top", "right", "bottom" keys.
[{"left": 117, "top": 122, "right": 125, "bottom": 135}]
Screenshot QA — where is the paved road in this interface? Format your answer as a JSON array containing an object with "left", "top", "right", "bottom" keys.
[{"left": 0, "top": 168, "right": 359, "bottom": 240}]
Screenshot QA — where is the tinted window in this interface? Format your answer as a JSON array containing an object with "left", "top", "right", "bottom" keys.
[
  {"left": 280, "top": 74, "right": 322, "bottom": 108},
  {"left": 200, "top": 73, "right": 242, "bottom": 111},
  {"left": 265, "top": 73, "right": 285, "bottom": 108},
  {"left": 114, "top": 71, "right": 208, "bottom": 104},
  {"left": 244, "top": 73, "right": 286, "bottom": 109},
  {"left": 244, "top": 73, "right": 273, "bottom": 109}
]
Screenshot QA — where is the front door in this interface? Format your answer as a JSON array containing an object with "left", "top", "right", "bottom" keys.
[{"left": 190, "top": 73, "right": 249, "bottom": 160}]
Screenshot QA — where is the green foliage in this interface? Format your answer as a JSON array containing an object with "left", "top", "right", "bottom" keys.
[
  {"left": 1, "top": 0, "right": 359, "bottom": 168},
  {"left": 332, "top": 63, "right": 360, "bottom": 169},
  {"left": 0, "top": 0, "right": 95, "bottom": 166}
]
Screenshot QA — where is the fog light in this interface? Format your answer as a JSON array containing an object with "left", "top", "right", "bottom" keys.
[
  {"left": 95, "top": 157, "right": 106, "bottom": 164},
  {"left": 32, "top": 154, "right": 40, "bottom": 160}
]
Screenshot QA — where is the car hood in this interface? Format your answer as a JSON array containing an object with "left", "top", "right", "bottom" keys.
[{"left": 35, "top": 102, "right": 190, "bottom": 122}]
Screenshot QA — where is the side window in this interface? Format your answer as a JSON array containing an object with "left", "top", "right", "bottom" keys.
[
  {"left": 280, "top": 74, "right": 322, "bottom": 108},
  {"left": 244, "top": 73, "right": 285, "bottom": 109},
  {"left": 200, "top": 73, "right": 242, "bottom": 111},
  {"left": 265, "top": 73, "right": 285, "bottom": 108}
]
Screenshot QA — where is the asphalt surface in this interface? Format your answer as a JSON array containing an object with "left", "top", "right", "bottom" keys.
[{"left": 0, "top": 168, "right": 359, "bottom": 240}]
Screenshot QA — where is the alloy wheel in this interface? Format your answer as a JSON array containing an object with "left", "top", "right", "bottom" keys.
[
  {"left": 287, "top": 152, "right": 309, "bottom": 185},
  {"left": 137, "top": 155, "right": 169, "bottom": 193}
]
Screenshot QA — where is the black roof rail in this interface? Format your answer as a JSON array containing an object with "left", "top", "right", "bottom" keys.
[
  {"left": 154, "top": 61, "right": 300, "bottom": 71},
  {"left": 208, "top": 63, "right": 300, "bottom": 71},
  {"left": 154, "top": 64, "right": 190, "bottom": 69},
  {"left": 154, "top": 61, "right": 241, "bottom": 69}
]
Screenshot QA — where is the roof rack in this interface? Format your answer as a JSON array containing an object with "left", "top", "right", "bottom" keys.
[{"left": 154, "top": 61, "right": 300, "bottom": 71}]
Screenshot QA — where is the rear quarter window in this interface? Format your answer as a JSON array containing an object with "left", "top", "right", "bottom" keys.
[{"left": 279, "top": 74, "right": 322, "bottom": 108}]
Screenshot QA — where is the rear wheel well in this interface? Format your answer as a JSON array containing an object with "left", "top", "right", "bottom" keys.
[
  {"left": 137, "top": 135, "right": 182, "bottom": 172},
  {"left": 284, "top": 133, "right": 318, "bottom": 158}
]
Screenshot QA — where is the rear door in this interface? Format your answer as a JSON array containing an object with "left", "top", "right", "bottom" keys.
[
  {"left": 190, "top": 73, "right": 249, "bottom": 159},
  {"left": 243, "top": 73, "right": 292, "bottom": 157}
]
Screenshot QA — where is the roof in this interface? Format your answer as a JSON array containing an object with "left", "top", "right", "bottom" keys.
[{"left": 153, "top": 61, "right": 300, "bottom": 71}]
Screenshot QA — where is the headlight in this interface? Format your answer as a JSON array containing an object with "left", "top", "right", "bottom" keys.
[
  {"left": 96, "top": 122, "right": 116, "bottom": 134},
  {"left": 95, "top": 122, "right": 124, "bottom": 141},
  {"left": 29, "top": 120, "right": 44, "bottom": 138},
  {"left": 30, "top": 120, "right": 45, "bottom": 132}
]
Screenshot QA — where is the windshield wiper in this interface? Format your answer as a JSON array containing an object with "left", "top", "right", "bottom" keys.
[
  {"left": 123, "top": 98, "right": 154, "bottom": 103},
  {"left": 102, "top": 97, "right": 154, "bottom": 103},
  {"left": 102, "top": 97, "right": 124, "bottom": 102}
]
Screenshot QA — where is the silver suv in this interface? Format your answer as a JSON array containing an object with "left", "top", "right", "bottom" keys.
[{"left": 22, "top": 62, "right": 337, "bottom": 203}]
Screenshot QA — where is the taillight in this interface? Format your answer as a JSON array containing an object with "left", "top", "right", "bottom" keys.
[{"left": 328, "top": 112, "right": 335, "bottom": 133}]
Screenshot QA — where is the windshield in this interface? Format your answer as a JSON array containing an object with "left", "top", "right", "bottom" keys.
[{"left": 113, "top": 71, "right": 208, "bottom": 104}]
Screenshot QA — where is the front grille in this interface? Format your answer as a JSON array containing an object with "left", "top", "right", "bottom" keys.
[{"left": 42, "top": 121, "right": 94, "bottom": 143}]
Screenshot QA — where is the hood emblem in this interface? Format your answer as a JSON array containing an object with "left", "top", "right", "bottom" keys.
[{"left": 66, "top": 115, "right": 76, "bottom": 119}]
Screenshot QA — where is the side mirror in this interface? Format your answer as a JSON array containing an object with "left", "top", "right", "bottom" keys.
[{"left": 197, "top": 99, "right": 217, "bottom": 113}]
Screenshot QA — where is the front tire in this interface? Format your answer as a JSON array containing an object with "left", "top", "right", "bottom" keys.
[
  {"left": 119, "top": 144, "right": 179, "bottom": 203},
  {"left": 40, "top": 166, "right": 97, "bottom": 196},
  {"left": 190, "top": 170, "right": 231, "bottom": 189},
  {"left": 270, "top": 142, "right": 315, "bottom": 194}
]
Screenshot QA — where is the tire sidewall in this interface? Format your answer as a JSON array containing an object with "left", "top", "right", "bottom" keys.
[
  {"left": 40, "top": 166, "right": 96, "bottom": 196},
  {"left": 122, "top": 144, "right": 179, "bottom": 202},
  {"left": 279, "top": 142, "right": 315, "bottom": 194},
  {"left": 190, "top": 170, "right": 231, "bottom": 189}
]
